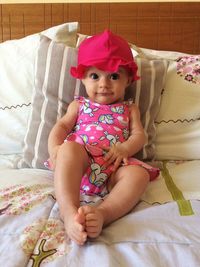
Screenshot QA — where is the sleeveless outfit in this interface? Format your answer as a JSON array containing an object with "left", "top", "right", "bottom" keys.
[{"left": 64, "top": 96, "right": 159, "bottom": 197}]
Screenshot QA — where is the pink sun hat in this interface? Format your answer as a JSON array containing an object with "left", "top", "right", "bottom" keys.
[{"left": 70, "top": 29, "right": 139, "bottom": 81}]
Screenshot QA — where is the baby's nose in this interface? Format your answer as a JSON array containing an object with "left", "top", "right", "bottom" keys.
[{"left": 99, "top": 76, "right": 109, "bottom": 88}]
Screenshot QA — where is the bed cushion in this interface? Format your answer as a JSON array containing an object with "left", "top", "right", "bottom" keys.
[
  {"left": 19, "top": 34, "right": 168, "bottom": 168},
  {"left": 128, "top": 57, "right": 168, "bottom": 159},
  {"left": 0, "top": 22, "right": 78, "bottom": 156},
  {"left": 18, "top": 36, "right": 78, "bottom": 168},
  {"left": 138, "top": 47, "right": 200, "bottom": 160},
  {"left": 155, "top": 55, "right": 200, "bottom": 160}
]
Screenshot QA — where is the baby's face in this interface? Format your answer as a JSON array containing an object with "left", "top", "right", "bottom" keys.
[{"left": 82, "top": 67, "right": 131, "bottom": 105}]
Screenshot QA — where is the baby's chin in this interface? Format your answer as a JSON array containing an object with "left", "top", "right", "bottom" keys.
[{"left": 92, "top": 95, "right": 123, "bottom": 105}]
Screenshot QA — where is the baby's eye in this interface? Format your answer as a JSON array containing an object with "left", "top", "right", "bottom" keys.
[
  {"left": 90, "top": 73, "right": 99, "bottom": 80},
  {"left": 110, "top": 73, "right": 120, "bottom": 80}
]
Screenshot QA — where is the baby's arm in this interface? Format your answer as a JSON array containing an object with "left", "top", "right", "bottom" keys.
[
  {"left": 48, "top": 100, "right": 79, "bottom": 167},
  {"left": 104, "top": 104, "right": 146, "bottom": 171},
  {"left": 122, "top": 103, "right": 146, "bottom": 155}
]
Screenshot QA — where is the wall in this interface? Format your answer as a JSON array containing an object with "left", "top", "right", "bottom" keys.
[{"left": 1, "top": 0, "right": 200, "bottom": 3}]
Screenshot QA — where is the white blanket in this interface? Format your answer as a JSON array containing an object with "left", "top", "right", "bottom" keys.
[{"left": 0, "top": 161, "right": 200, "bottom": 266}]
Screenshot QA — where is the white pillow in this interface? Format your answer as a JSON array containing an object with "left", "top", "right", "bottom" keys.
[
  {"left": 0, "top": 22, "right": 78, "bottom": 155},
  {"left": 138, "top": 47, "right": 188, "bottom": 61},
  {"left": 155, "top": 55, "right": 200, "bottom": 160}
]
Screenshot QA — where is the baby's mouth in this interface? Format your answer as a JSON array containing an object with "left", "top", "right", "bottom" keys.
[{"left": 96, "top": 92, "right": 113, "bottom": 96}]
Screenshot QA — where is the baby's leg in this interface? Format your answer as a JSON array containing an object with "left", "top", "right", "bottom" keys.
[
  {"left": 81, "top": 165, "right": 150, "bottom": 238},
  {"left": 54, "top": 141, "right": 89, "bottom": 245}
]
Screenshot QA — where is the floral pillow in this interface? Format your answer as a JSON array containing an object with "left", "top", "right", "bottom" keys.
[
  {"left": 155, "top": 55, "right": 200, "bottom": 160},
  {"left": 176, "top": 55, "right": 200, "bottom": 84}
]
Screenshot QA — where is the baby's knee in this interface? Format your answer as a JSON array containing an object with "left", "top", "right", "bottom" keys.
[
  {"left": 125, "top": 165, "right": 150, "bottom": 182},
  {"left": 60, "top": 141, "right": 79, "bottom": 152},
  {"left": 108, "top": 165, "right": 149, "bottom": 189}
]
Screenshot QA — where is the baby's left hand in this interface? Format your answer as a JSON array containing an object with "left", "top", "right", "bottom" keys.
[{"left": 103, "top": 142, "right": 129, "bottom": 171}]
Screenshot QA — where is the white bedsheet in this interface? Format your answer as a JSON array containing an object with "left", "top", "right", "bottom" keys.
[
  {"left": 0, "top": 160, "right": 199, "bottom": 266},
  {"left": 142, "top": 160, "right": 200, "bottom": 204}
]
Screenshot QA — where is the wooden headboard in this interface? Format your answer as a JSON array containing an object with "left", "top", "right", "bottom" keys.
[{"left": 0, "top": 2, "right": 200, "bottom": 54}]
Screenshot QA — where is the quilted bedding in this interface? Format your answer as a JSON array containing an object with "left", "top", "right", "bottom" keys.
[{"left": 0, "top": 157, "right": 199, "bottom": 267}]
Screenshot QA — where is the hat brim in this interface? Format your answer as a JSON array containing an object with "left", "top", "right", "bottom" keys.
[{"left": 70, "top": 58, "right": 139, "bottom": 81}]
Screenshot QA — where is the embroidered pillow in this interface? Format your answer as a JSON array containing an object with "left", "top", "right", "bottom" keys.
[{"left": 155, "top": 55, "right": 200, "bottom": 159}]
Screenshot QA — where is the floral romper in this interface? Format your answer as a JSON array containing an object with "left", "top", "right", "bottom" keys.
[{"left": 65, "top": 97, "right": 159, "bottom": 196}]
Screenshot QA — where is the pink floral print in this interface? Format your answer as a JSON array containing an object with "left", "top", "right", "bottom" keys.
[{"left": 176, "top": 55, "right": 200, "bottom": 84}]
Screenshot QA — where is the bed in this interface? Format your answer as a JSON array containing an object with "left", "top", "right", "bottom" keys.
[{"left": 0, "top": 2, "right": 200, "bottom": 266}]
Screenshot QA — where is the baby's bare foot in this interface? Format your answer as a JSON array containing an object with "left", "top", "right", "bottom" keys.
[
  {"left": 79, "top": 206, "right": 104, "bottom": 238},
  {"left": 64, "top": 209, "right": 87, "bottom": 245}
]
